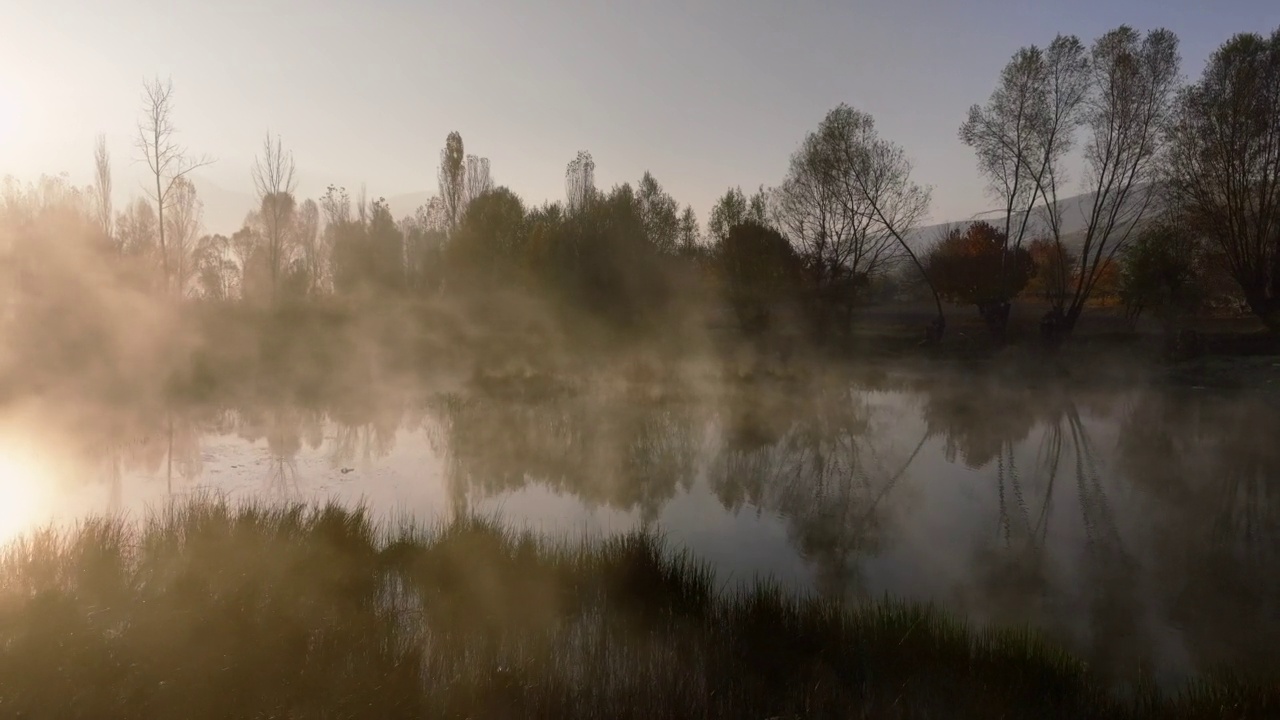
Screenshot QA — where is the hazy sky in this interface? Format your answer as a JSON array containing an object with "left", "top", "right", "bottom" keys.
[{"left": 2, "top": 0, "right": 1277, "bottom": 233}]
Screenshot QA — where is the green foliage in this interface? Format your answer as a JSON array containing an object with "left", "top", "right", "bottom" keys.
[
  {"left": 707, "top": 186, "right": 769, "bottom": 243},
  {"left": 717, "top": 221, "right": 804, "bottom": 335},
  {"left": 1119, "top": 219, "right": 1208, "bottom": 322}
]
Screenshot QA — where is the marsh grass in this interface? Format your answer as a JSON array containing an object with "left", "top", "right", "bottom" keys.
[{"left": 0, "top": 497, "right": 1274, "bottom": 719}]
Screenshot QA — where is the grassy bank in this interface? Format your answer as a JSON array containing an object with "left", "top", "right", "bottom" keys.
[{"left": 0, "top": 499, "right": 1274, "bottom": 719}]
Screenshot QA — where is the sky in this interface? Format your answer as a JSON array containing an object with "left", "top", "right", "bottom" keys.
[{"left": 2, "top": 0, "right": 1278, "bottom": 234}]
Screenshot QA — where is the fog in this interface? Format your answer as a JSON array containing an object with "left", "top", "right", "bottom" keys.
[{"left": 1, "top": 21, "right": 1279, "bottom": 714}]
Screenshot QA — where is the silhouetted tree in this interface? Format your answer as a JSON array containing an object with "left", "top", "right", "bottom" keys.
[
  {"left": 1119, "top": 217, "right": 1208, "bottom": 326},
  {"left": 961, "top": 35, "right": 1089, "bottom": 337},
  {"left": 1168, "top": 28, "right": 1280, "bottom": 332},
  {"left": 447, "top": 187, "right": 527, "bottom": 283},
  {"left": 463, "top": 154, "right": 493, "bottom": 207},
  {"left": 678, "top": 205, "right": 701, "bottom": 255},
  {"left": 438, "top": 132, "right": 466, "bottom": 232},
  {"left": 718, "top": 221, "right": 805, "bottom": 335},
  {"left": 136, "top": 76, "right": 211, "bottom": 295},
  {"left": 251, "top": 132, "right": 299, "bottom": 304},
  {"left": 565, "top": 151, "right": 595, "bottom": 212},
  {"left": 636, "top": 171, "right": 680, "bottom": 254},
  {"left": 707, "top": 186, "right": 768, "bottom": 243},
  {"left": 1050, "top": 27, "right": 1181, "bottom": 337},
  {"left": 777, "top": 105, "right": 940, "bottom": 339}
]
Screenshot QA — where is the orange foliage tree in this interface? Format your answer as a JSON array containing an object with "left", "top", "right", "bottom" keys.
[{"left": 925, "top": 221, "right": 1035, "bottom": 337}]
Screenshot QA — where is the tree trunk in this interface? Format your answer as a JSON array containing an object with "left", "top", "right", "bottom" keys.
[
  {"left": 976, "top": 299, "right": 1012, "bottom": 343},
  {"left": 1040, "top": 306, "right": 1072, "bottom": 347}
]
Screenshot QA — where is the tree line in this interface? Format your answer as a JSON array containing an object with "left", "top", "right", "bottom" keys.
[{"left": 3, "top": 24, "right": 1278, "bottom": 357}]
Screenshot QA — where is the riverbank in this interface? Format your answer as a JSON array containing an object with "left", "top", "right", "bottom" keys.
[{"left": 0, "top": 498, "right": 1274, "bottom": 718}]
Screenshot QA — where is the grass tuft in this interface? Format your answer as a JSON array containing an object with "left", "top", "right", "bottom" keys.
[{"left": 0, "top": 497, "right": 1272, "bottom": 718}]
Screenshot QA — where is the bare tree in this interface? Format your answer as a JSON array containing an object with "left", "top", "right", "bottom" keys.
[
  {"left": 464, "top": 154, "right": 493, "bottom": 207},
  {"left": 251, "top": 132, "right": 299, "bottom": 303},
  {"left": 438, "top": 132, "right": 466, "bottom": 231},
  {"left": 565, "top": 150, "right": 595, "bottom": 212},
  {"left": 136, "top": 76, "right": 212, "bottom": 294},
  {"left": 960, "top": 36, "right": 1090, "bottom": 337},
  {"left": 1168, "top": 28, "right": 1280, "bottom": 332},
  {"left": 92, "top": 134, "right": 113, "bottom": 247}
]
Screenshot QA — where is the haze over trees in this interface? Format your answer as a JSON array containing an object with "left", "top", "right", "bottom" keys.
[{"left": 2, "top": 23, "right": 1279, "bottom": 397}]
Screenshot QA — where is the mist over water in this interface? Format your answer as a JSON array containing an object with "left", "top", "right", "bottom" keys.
[{"left": 7, "top": 365, "right": 1276, "bottom": 684}]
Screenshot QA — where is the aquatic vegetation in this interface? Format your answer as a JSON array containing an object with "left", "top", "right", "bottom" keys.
[{"left": 0, "top": 497, "right": 1274, "bottom": 718}]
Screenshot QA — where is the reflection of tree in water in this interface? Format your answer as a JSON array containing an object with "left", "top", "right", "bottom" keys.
[
  {"left": 234, "top": 405, "right": 316, "bottom": 497},
  {"left": 923, "top": 377, "right": 1143, "bottom": 677},
  {"left": 711, "top": 384, "right": 924, "bottom": 599},
  {"left": 429, "top": 389, "right": 703, "bottom": 523},
  {"left": 1118, "top": 390, "right": 1280, "bottom": 675},
  {"left": 92, "top": 407, "right": 206, "bottom": 496},
  {"left": 329, "top": 399, "right": 403, "bottom": 471}
]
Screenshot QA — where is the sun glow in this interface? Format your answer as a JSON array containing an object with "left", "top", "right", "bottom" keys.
[{"left": 0, "top": 443, "right": 53, "bottom": 546}]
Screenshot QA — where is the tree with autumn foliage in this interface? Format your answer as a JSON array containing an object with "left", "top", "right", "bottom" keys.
[
  {"left": 1023, "top": 239, "right": 1075, "bottom": 304},
  {"left": 925, "top": 221, "right": 1035, "bottom": 337}
]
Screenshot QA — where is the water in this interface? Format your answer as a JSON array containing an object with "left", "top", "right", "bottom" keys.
[{"left": 3, "top": 366, "right": 1277, "bottom": 683}]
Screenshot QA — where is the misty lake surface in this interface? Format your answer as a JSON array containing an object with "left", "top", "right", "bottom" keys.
[{"left": 5, "top": 365, "right": 1278, "bottom": 683}]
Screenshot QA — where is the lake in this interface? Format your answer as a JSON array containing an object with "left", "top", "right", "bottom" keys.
[{"left": 3, "top": 363, "right": 1277, "bottom": 684}]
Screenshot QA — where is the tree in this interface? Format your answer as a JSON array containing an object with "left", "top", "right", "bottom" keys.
[
  {"left": 777, "top": 105, "right": 941, "bottom": 340},
  {"left": 295, "top": 199, "right": 323, "bottom": 295},
  {"left": 250, "top": 132, "right": 299, "bottom": 304},
  {"left": 92, "top": 134, "right": 113, "bottom": 248},
  {"left": 1024, "top": 238, "right": 1076, "bottom": 303},
  {"left": 1051, "top": 28, "right": 1181, "bottom": 337},
  {"left": 1118, "top": 218, "right": 1207, "bottom": 325},
  {"left": 193, "top": 233, "right": 238, "bottom": 301},
  {"left": 464, "top": 154, "right": 493, "bottom": 207},
  {"left": 960, "top": 35, "right": 1090, "bottom": 337},
  {"left": 678, "top": 205, "right": 701, "bottom": 254},
  {"left": 636, "top": 172, "right": 680, "bottom": 254},
  {"left": 438, "top": 132, "right": 466, "bottom": 231},
  {"left": 565, "top": 151, "right": 595, "bottom": 212},
  {"left": 821, "top": 106, "right": 943, "bottom": 339},
  {"left": 447, "top": 186, "right": 527, "bottom": 283},
  {"left": 136, "top": 76, "right": 212, "bottom": 295},
  {"left": 707, "top": 186, "right": 769, "bottom": 244},
  {"left": 926, "top": 221, "right": 1035, "bottom": 334},
  {"left": 718, "top": 221, "right": 804, "bottom": 335},
  {"left": 1168, "top": 28, "right": 1280, "bottom": 332},
  {"left": 164, "top": 176, "right": 202, "bottom": 297}
]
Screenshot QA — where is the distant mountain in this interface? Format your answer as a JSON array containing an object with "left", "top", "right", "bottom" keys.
[{"left": 909, "top": 184, "right": 1160, "bottom": 253}]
